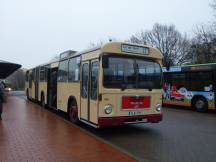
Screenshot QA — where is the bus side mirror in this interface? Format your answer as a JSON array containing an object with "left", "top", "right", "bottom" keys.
[{"left": 102, "top": 56, "right": 109, "bottom": 68}]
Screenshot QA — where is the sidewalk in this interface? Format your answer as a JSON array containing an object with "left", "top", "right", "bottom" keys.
[{"left": 0, "top": 96, "right": 135, "bottom": 162}]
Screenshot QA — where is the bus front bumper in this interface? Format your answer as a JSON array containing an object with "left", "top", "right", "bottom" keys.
[{"left": 98, "top": 114, "right": 162, "bottom": 127}]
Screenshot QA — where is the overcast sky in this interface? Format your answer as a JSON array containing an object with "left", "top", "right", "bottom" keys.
[{"left": 0, "top": 0, "right": 213, "bottom": 68}]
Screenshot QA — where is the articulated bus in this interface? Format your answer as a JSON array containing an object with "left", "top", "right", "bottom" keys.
[
  {"left": 163, "top": 63, "right": 216, "bottom": 112},
  {"left": 26, "top": 42, "right": 163, "bottom": 127}
]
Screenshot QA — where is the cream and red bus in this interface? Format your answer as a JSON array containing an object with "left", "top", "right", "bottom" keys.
[{"left": 26, "top": 42, "right": 163, "bottom": 127}]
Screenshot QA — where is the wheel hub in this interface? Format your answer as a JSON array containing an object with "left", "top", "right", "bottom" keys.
[{"left": 195, "top": 100, "right": 205, "bottom": 109}]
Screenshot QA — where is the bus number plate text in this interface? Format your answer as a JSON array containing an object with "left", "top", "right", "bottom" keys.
[{"left": 128, "top": 111, "right": 142, "bottom": 116}]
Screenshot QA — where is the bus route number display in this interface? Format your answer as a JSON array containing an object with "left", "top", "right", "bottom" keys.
[{"left": 121, "top": 44, "right": 149, "bottom": 55}]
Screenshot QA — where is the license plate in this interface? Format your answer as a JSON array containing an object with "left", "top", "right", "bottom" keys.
[{"left": 128, "top": 111, "right": 142, "bottom": 116}]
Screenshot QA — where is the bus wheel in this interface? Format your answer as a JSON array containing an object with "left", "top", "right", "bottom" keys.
[
  {"left": 68, "top": 101, "right": 79, "bottom": 124},
  {"left": 41, "top": 94, "right": 46, "bottom": 108},
  {"left": 192, "top": 97, "right": 208, "bottom": 112}
]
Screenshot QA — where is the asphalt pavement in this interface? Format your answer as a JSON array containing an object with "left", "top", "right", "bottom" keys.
[{"left": 80, "top": 105, "right": 216, "bottom": 162}]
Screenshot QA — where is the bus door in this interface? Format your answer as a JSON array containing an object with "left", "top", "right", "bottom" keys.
[
  {"left": 47, "top": 67, "right": 58, "bottom": 108},
  {"left": 35, "top": 67, "right": 40, "bottom": 101},
  {"left": 81, "top": 60, "right": 99, "bottom": 124}
]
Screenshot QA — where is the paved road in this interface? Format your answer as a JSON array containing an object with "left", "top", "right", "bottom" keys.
[
  {"left": 0, "top": 96, "right": 135, "bottom": 162},
  {"left": 9, "top": 92, "right": 216, "bottom": 162},
  {"left": 80, "top": 107, "right": 216, "bottom": 162}
]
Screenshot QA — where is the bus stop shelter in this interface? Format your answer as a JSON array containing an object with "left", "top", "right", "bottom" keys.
[{"left": 0, "top": 60, "right": 21, "bottom": 79}]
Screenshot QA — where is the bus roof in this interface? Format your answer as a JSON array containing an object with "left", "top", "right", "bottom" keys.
[
  {"left": 79, "top": 42, "right": 163, "bottom": 61},
  {"left": 28, "top": 42, "right": 163, "bottom": 70}
]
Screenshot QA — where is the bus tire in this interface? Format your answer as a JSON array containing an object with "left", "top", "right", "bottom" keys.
[
  {"left": 192, "top": 96, "right": 208, "bottom": 112},
  {"left": 41, "top": 93, "right": 46, "bottom": 108},
  {"left": 68, "top": 99, "right": 79, "bottom": 124}
]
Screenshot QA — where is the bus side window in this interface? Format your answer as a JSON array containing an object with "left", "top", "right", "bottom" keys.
[
  {"left": 68, "top": 57, "right": 80, "bottom": 82},
  {"left": 91, "top": 61, "right": 99, "bottom": 100},
  {"left": 58, "top": 60, "right": 68, "bottom": 82},
  {"left": 189, "top": 71, "right": 212, "bottom": 91},
  {"left": 29, "top": 72, "right": 32, "bottom": 88},
  {"left": 44, "top": 65, "right": 49, "bottom": 81},
  {"left": 81, "top": 63, "right": 89, "bottom": 98},
  {"left": 40, "top": 66, "right": 45, "bottom": 81},
  {"left": 25, "top": 71, "right": 29, "bottom": 82}
]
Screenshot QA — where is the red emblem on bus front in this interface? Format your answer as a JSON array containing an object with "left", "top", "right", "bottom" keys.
[{"left": 122, "top": 96, "right": 151, "bottom": 109}]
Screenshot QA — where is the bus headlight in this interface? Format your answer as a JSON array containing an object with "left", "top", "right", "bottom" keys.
[
  {"left": 104, "top": 104, "right": 113, "bottom": 114},
  {"left": 155, "top": 104, "right": 162, "bottom": 112}
]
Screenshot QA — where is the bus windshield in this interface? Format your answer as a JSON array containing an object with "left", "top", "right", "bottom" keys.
[{"left": 103, "top": 56, "right": 162, "bottom": 89}]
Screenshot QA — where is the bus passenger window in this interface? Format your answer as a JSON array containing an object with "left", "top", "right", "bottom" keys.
[
  {"left": 58, "top": 60, "right": 68, "bottom": 82},
  {"left": 189, "top": 71, "right": 212, "bottom": 91},
  {"left": 82, "top": 63, "right": 89, "bottom": 98},
  {"left": 29, "top": 72, "right": 33, "bottom": 88},
  {"left": 25, "top": 71, "right": 29, "bottom": 82},
  {"left": 91, "top": 61, "right": 99, "bottom": 100},
  {"left": 68, "top": 57, "right": 80, "bottom": 81},
  {"left": 40, "top": 66, "right": 45, "bottom": 81}
]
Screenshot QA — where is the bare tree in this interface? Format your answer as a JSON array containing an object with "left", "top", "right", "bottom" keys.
[
  {"left": 191, "top": 24, "right": 216, "bottom": 63},
  {"left": 211, "top": 0, "right": 216, "bottom": 15},
  {"left": 193, "top": 25, "right": 216, "bottom": 43},
  {"left": 129, "top": 23, "right": 191, "bottom": 67},
  {"left": 186, "top": 1, "right": 216, "bottom": 64},
  {"left": 209, "top": 0, "right": 216, "bottom": 31},
  {"left": 88, "top": 37, "right": 118, "bottom": 48},
  {"left": 88, "top": 40, "right": 104, "bottom": 48},
  {"left": 50, "top": 55, "right": 59, "bottom": 62}
]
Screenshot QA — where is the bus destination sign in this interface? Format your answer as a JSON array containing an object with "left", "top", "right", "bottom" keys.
[{"left": 121, "top": 44, "right": 149, "bottom": 55}]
